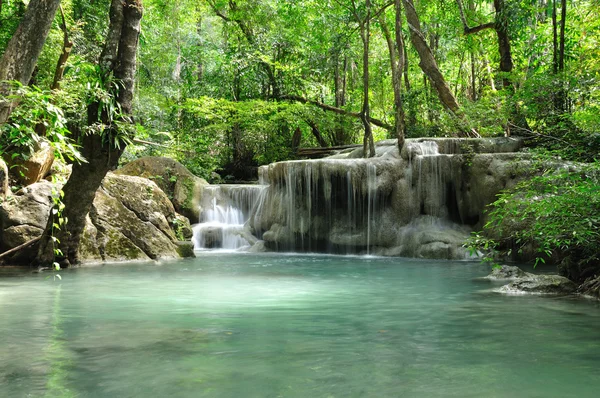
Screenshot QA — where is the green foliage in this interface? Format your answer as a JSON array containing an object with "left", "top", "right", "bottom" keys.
[
  {"left": 470, "top": 160, "right": 600, "bottom": 271},
  {"left": 0, "top": 82, "right": 83, "bottom": 164}
]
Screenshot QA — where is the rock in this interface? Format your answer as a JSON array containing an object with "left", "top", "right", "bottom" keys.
[
  {"left": 1, "top": 173, "right": 191, "bottom": 264},
  {"left": 115, "top": 157, "right": 208, "bottom": 223},
  {"left": 485, "top": 265, "right": 528, "bottom": 280},
  {"left": 0, "top": 181, "right": 53, "bottom": 261},
  {"left": 80, "top": 174, "right": 181, "bottom": 262},
  {"left": 173, "top": 214, "right": 193, "bottom": 240},
  {"left": 8, "top": 139, "right": 55, "bottom": 186},
  {"left": 577, "top": 277, "right": 600, "bottom": 300},
  {"left": 0, "top": 158, "right": 8, "bottom": 197},
  {"left": 176, "top": 241, "right": 195, "bottom": 258},
  {"left": 247, "top": 137, "right": 532, "bottom": 260},
  {"left": 498, "top": 274, "right": 577, "bottom": 295}
]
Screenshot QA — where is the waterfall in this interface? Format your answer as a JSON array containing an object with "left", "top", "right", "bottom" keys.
[
  {"left": 190, "top": 138, "right": 525, "bottom": 259},
  {"left": 192, "top": 185, "right": 267, "bottom": 251}
]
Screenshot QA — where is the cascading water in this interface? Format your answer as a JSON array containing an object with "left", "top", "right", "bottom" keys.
[
  {"left": 191, "top": 137, "right": 526, "bottom": 259},
  {"left": 192, "top": 185, "right": 266, "bottom": 251}
]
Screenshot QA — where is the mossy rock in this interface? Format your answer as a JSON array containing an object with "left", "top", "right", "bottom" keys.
[{"left": 115, "top": 157, "right": 208, "bottom": 223}]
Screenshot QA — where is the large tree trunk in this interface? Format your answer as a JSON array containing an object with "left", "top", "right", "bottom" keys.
[
  {"left": 37, "top": 0, "right": 143, "bottom": 267},
  {"left": 0, "top": 0, "right": 62, "bottom": 126},
  {"left": 402, "top": 0, "right": 461, "bottom": 116}
]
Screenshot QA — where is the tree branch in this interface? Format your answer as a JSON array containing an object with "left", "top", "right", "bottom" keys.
[
  {"left": 455, "top": 0, "right": 494, "bottom": 35},
  {"left": 282, "top": 95, "right": 393, "bottom": 131},
  {"left": 0, "top": 236, "right": 41, "bottom": 260}
]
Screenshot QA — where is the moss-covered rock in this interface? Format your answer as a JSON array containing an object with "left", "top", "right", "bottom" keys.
[
  {"left": 115, "top": 157, "right": 208, "bottom": 223},
  {"left": 1, "top": 173, "right": 193, "bottom": 265},
  {"left": 498, "top": 274, "right": 577, "bottom": 295},
  {"left": 80, "top": 174, "right": 181, "bottom": 262}
]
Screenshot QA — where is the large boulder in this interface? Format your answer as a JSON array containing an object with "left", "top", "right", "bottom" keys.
[
  {"left": 115, "top": 157, "right": 208, "bottom": 223},
  {"left": 0, "top": 180, "right": 54, "bottom": 261},
  {"left": 80, "top": 173, "right": 184, "bottom": 262},
  {"left": 0, "top": 158, "right": 8, "bottom": 197},
  {"left": 0, "top": 173, "right": 193, "bottom": 264}
]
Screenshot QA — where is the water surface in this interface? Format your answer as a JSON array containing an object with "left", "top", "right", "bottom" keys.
[{"left": 1, "top": 254, "right": 599, "bottom": 397}]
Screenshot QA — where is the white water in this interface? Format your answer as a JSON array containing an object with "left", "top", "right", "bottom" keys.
[{"left": 192, "top": 185, "right": 267, "bottom": 251}]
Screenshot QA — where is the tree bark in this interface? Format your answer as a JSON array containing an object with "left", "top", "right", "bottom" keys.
[
  {"left": 379, "top": 1, "right": 406, "bottom": 151},
  {"left": 51, "top": 5, "right": 73, "bottom": 90},
  {"left": 36, "top": 0, "right": 143, "bottom": 267},
  {"left": 493, "top": 0, "right": 513, "bottom": 89},
  {"left": 552, "top": 0, "right": 558, "bottom": 74},
  {"left": 558, "top": 0, "right": 566, "bottom": 72},
  {"left": 402, "top": 0, "right": 462, "bottom": 116},
  {"left": 355, "top": 0, "right": 375, "bottom": 158},
  {"left": 0, "top": 0, "right": 62, "bottom": 126}
]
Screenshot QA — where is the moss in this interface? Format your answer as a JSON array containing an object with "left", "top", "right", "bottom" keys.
[{"left": 176, "top": 242, "right": 195, "bottom": 258}]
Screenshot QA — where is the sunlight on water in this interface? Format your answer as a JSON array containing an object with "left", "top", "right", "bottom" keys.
[{"left": 1, "top": 254, "right": 600, "bottom": 397}]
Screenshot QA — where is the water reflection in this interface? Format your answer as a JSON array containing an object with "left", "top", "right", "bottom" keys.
[{"left": 1, "top": 254, "right": 599, "bottom": 397}]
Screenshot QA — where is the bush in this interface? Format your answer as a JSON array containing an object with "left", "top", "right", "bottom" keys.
[{"left": 468, "top": 160, "right": 600, "bottom": 282}]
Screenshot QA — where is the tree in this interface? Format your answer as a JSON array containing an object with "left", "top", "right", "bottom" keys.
[
  {"left": 379, "top": 0, "right": 407, "bottom": 151},
  {"left": 37, "top": 0, "right": 144, "bottom": 267},
  {"left": 0, "top": 0, "right": 62, "bottom": 125},
  {"left": 402, "top": 0, "right": 462, "bottom": 119}
]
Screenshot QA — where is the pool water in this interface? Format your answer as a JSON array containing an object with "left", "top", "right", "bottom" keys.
[{"left": 1, "top": 253, "right": 599, "bottom": 397}]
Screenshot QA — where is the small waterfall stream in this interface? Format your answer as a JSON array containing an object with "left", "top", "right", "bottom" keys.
[{"left": 192, "top": 185, "right": 266, "bottom": 251}]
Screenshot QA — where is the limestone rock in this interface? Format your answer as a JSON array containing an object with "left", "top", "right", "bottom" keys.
[
  {"left": 8, "top": 140, "right": 55, "bottom": 186},
  {"left": 115, "top": 157, "right": 208, "bottom": 223},
  {"left": 485, "top": 265, "right": 528, "bottom": 280},
  {"left": 0, "top": 181, "right": 53, "bottom": 261},
  {"left": 1, "top": 173, "right": 190, "bottom": 264},
  {"left": 176, "top": 241, "right": 195, "bottom": 258},
  {"left": 0, "top": 158, "right": 8, "bottom": 197},
  {"left": 80, "top": 174, "right": 181, "bottom": 262},
  {"left": 577, "top": 277, "right": 600, "bottom": 300},
  {"left": 498, "top": 274, "right": 577, "bottom": 295}
]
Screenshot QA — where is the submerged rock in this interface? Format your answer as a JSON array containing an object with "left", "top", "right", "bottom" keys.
[
  {"left": 498, "top": 274, "right": 577, "bottom": 295},
  {"left": 485, "top": 265, "right": 529, "bottom": 280},
  {"left": 115, "top": 157, "right": 208, "bottom": 223}
]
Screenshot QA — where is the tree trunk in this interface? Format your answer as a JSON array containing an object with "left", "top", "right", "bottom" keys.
[
  {"left": 36, "top": 0, "right": 143, "bottom": 267},
  {"left": 402, "top": 0, "right": 462, "bottom": 116},
  {"left": 51, "top": 5, "right": 72, "bottom": 90},
  {"left": 552, "top": 0, "right": 558, "bottom": 74},
  {"left": 558, "top": 0, "right": 566, "bottom": 72},
  {"left": 306, "top": 119, "right": 328, "bottom": 147},
  {"left": 359, "top": 0, "right": 375, "bottom": 158},
  {"left": 493, "top": 0, "right": 513, "bottom": 89},
  {"left": 334, "top": 53, "right": 348, "bottom": 146},
  {"left": 379, "top": 1, "right": 406, "bottom": 151},
  {"left": 0, "top": 0, "right": 62, "bottom": 126}
]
